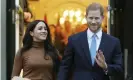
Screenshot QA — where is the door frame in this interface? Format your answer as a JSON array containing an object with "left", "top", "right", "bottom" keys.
[{"left": 6, "top": 0, "right": 16, "bottom": 79}]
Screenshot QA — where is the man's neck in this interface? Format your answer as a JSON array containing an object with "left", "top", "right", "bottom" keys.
[{"left": 90, "top": 28, "right": 102, "bottom": 33}]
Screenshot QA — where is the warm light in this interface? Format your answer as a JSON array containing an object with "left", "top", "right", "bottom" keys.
[
  {"left": 69, "top": 18, "right": 73, "bottom": 22},
  {"left": 60, "top": 17, "right": 65, "bottom": 24},
  {"left": 55, "top": 13, "right": 58, "bottom": 17},
  {"left": 84, "top": 12, "right": 86, "bottom": 16},
  {"left": 69, "top": 10, "right": 74, "bottom": 18},
  {"left": 61, "top": 9, "right": 85, "bottom": 24},
  {"left": 63, "top": 10, "right": 69, "bottom": 17},
  {"left": 77, "top": 17, "right": 81, "bottom": 22},
  {"left": 75, "top": 10, "right": 81, "bottom": 17},
  {"left": 82, "top": 18, "right": 87, "bottom": 24},
  {"left": 32, "top": 6, "right": 35, "bottom": 10}
]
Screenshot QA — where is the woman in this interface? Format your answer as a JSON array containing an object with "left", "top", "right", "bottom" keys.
[{"left": 11, "top": 20, "right": 61, "bottom": 80}]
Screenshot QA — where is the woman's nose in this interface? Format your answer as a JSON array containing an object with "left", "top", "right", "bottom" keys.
[{"left": 41, "top": 29, "right": 47, "bottom": 33}]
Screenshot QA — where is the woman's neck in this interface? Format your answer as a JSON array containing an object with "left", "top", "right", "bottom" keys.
[{"left": 32, "top": 41, "right": 44, "bottom": 48}]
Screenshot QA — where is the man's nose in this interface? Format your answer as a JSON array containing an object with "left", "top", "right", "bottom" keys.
[{"left": 92, "top": 19, "right": 96, "bottom": 23}]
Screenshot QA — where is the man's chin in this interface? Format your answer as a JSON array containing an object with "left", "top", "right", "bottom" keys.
[
  {"left": 89, "top": 27, "right": 98, "bottom": 31},
  {"left": 92, "top": 30, "right": 98, "bottom": 33}
]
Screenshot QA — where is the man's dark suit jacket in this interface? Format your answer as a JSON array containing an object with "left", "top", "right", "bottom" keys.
[{"left": 58, "top": 30, "right": 123, "bottom": 80}]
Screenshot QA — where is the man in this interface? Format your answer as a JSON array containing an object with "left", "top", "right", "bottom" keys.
[{"left": 57, "top": 2, "right": 123, "bottom": 80}]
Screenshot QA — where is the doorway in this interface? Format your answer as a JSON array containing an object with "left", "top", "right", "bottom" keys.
[{"left": 109, "top": 0, "right": 133, "bottom": 80}]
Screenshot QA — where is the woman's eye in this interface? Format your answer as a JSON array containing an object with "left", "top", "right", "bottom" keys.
[
  {"left": 44, "top": 28, "right": 47, "bottom": 30},
  {"left": 38, "top": 27, "right": 42, "bottom": 30}
]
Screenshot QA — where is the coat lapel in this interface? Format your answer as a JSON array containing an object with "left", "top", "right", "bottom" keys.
[
  {"left": 98, "top": 32, "right": 106, "bottom": 54},
  {"left": 80, "top": 30, "right": 92, "bottom": 66}
]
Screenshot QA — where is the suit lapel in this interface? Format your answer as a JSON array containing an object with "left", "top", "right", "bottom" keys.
[
  {"left": 98, "top": 32, "right": 106, "bottom": 54},
  {"left": 80, "top": 30, "right": 92, "bottom": 66}
]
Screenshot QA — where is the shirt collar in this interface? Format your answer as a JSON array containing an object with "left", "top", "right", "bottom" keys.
[{"left": 87, "top": 28, "right": 102, "bottom": 39}]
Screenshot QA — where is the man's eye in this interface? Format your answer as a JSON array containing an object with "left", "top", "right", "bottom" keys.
[
  {"left": 89, "top": 17, "right": 93, "bottom": 19},
  {"left": 95, "top": 17, "right": 99, "bottom": 20}
]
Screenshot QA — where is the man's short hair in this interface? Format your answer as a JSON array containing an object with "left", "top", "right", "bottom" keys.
[{"left": 86, "top": 2, "right": 104, "bottom": 16}]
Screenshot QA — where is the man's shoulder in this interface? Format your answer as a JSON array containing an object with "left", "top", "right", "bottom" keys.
[
  {"left": 69, "top": 31, "right": 85, "bottom": 40},
  {"left": 104, "top": 33, "right": 119, "bottom": 42}
]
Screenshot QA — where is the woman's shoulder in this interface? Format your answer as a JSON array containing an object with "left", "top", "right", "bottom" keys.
[
  {"left": 16, "top": 47, "right": 32, "bottom": 56},
  {"left": 14, "top": 48, "right": 24, "bottom": 61},
  {"left": 15, "top": 48, "right": 28, "bottom": 57},
  {"left": 16, "top": 48, "right": 23, "bottom": 56}
]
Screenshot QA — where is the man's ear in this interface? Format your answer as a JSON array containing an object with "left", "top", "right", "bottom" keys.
[
  {"left": 85, "top": 14, "right": 87, "bottom": 18},
  {"left": 85, "top": 15, "right": 87, "bottom": 20},
  {"left": 30, "top": 31, "right": 33, "bottom": 36}
]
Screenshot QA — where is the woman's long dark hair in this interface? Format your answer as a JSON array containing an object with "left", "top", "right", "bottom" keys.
[{"left": 21, "top": 20, "right": 60, "bottom": 73}]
